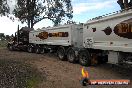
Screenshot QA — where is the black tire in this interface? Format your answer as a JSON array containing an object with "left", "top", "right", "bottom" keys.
[
  {"left": 28, "top": 46, "right": 33, "bottom": 53},
  {"left": 41, "top": 48, "right": 48, "bottom": 54},
  {"left": 79, "top": 50, "right": 91, "bottom": 66},
  {"left": 35, "top": 47, "right": 41, "bottom": 54},
  {"left": 8, "top": 45, "right": 14, "bottom": 51},
  {"left": 41, "top": 49, "right": 45, "bottom": 54},
  {"left": 98, "top": 55, "right": 108, "bottom": 64},
  {"left": 57, "top": 46, "right": 65, "bottom": 60},
  {"left": 67, "top": 48, "right": 76, "bottom": 63}
]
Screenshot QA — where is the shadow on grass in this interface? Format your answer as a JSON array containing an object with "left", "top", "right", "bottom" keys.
[{"left": 0, "top": 59, "right": 46, "bottom": 88}]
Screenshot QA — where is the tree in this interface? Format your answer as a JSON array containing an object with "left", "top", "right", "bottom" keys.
[
  {"left": 0, "top": 0, "right": 10, "bottom": 15},
  {"left": 13, "top": 0, "right": 73, "bottom": 28},
  {"left": 5, "top": 35, "right": 10, "bottom": 40},
  {"left": 117, "top": 0, "right": 132, "bottom": 9},
  {"left": 0, "top": 33, "right": 5, "bottom": 40}
]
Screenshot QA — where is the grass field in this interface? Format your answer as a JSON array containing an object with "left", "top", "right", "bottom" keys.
[
  {"left": 0, "top": 40, "right": 44, "bottom": 88},
  {"left": 0, "top": 59, "right": 43, "bottom": 88},
  {"left": 0, "top": 40, "right": 8, "bottom": 48}
]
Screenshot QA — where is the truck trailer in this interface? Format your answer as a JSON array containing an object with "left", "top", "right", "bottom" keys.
[
  {"left": 27, "top": 23, "right": 83, "bottom": 63},
  {"left": 81, "top": 8, "right": 132, "bottom": 66},
  {"left": 7, "top": 8, "right": 132, "bottom": 66}
]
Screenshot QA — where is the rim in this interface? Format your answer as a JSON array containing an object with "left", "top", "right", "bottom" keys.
[
  {"left": 9, "top": 46, "right": 13, "bottom": 50},
  {"left": 80, "top": 54, "right": 88, "bottom": 64},
  {"left": 28, "top": 47, "right": 32, "bottom": 52},
  {"left": 36, "top": 48, "right": 39, "bottom": 53},
  {"left": 58, "top": 49, "right": 64, "bottom": 59},
  {"left": 41, "top": 49, "right": 45, "bottom": 53},
  {"left": 68, "top": 50, "right": 75, "bottom": 61}
]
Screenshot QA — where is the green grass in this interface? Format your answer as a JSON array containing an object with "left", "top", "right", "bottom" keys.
[
  {"left": 27, "top": 76, "right": 41, "bottom": 88},
  {"left": 0, "top": 59, "right": 44, "bottom": 88},
  {"left": 0, "top": 40, "right": 8, "bottom": 47}
]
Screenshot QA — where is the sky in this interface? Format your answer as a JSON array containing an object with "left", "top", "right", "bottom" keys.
[{"left": 0, "top": 0, "right": 121, "bottom": 36}]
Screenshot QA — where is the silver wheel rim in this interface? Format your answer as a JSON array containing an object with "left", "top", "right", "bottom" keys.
[
  {"left": 58, "top": 49, "right": 64, "bottom": 59},
  {"left": 36, "top": 48, "right": 39, "bottom": 53},
  {"left": 9, "top": 46, "right": 12, "bottom": 50},
  {"left": 68, "top": 50, "right": 74, "bottom": 61},
  {"left": 80, "top": 54, "right": 87, "bottom": 64},
  {"left": 28, "top": 47, "right": 32, "bottom": 52},
  {"left": 41, "top": 49, "right": 45, "bottom": 53}
]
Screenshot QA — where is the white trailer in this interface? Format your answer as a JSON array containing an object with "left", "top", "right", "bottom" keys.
[
  {"left": 78, "top": 8, "right": 132, "bottom": 66},
  {"left": 28, "top": 23, "right": 83, "bottom": 62},
  {"left": 8, "top": 8, "right": 132, "bottom": 66}
]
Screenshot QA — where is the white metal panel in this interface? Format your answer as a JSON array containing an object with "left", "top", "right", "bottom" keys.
[
  {"left": 108, "top": 51, "right": 119, "bottom": 64},
  {"left": 45, "top": 25, "right": 71, "bottom": 46},
  {"left": 71, "top": 23, "right": 83, "bottom": 48},
  {"left": 29, "top": 24, "right": 83, "bottom": 47},
  {"left": 83, "top": 9, "right": 132, "bottom": 52}
]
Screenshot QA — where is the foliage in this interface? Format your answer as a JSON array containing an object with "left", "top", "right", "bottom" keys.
[
  {"left": 0, "top": 0, "right": 10, "bottom": 15},
  {"left": 0, "top": 33, "right": 12, "bottom": 41},
  {"left": 13, "top": 0, "right": 73, "bottom": 28}
]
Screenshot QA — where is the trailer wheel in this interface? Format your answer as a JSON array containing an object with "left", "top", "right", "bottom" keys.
[
  {"left": 41, "top": 48, "right": 48, "bottom": 54},
  {"left": 8, "top": 45, "right": 14, "bottom": 51},
  {"left": 57, "top": 46, "right": 65, "bottom": 60},
  {"left": 28, "top": 46, "right": 33, "bottom": 53},
  {"left": 67, "top": 48, "right": 76, "bottom": 63},
  {"left": 35, "top": 47, "right": 41, "bottom": 54},
  {"left": 41, "top": 49, "right": 45, "bottom": 54},
  {"left": 79, "top": 50, "right": 91, "bottom": 66}
]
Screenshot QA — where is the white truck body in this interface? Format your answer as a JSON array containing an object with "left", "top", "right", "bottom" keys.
[
  {"left": 83, "top": 9, "right": 132, "bottom": 53},
  {"left": 8, "top": 8, "right": 132, "bottom": 66},
  {"left": 29, "top": 24, "right": 83, "bottom": 48}
]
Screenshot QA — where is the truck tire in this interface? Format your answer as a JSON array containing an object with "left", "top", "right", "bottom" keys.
[
  {"left": 79, "top": 50, "right": 91, "bottom": 66},
  {"left": 35, "top": 47, "right": 41, "bottom": 54},
  {"left": 67, "top": 48, "right": 76, "bottom": 63},
  {"left": 28, "top": 46, "right": 33, "bottom": 53},
  {"left": 57, "top": 46, "right": 65, "bottom": 60},
  {"left": 41, "top": 48, "right": 48, "bottom": 54},
  {"left": 8, "top": 45, "right": 14, "bottom": 51},
  {"left": 41, "top": 49, "right": 45, "bottom": 54}
]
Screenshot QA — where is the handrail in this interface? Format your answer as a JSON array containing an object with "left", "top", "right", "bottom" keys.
[{"left": 87, "top": 7, "right": 132, "bottom": 22}]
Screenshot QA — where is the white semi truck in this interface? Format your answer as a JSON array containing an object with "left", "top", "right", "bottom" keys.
[{"left": 8, "top": 8, "right": 132, "bottom": 66}]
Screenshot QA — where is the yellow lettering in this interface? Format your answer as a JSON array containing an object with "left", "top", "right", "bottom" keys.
[
  {"left": 58, "top": 32, "right": 62, "bottom": 37},
  {"left": 118, "top": 24, "right": 124, "bottom": 33},
  {"left": 118, "top": 28, "right": 122, "bottom": 33},
  {"left": 117, "top": 23, "right": 131, "bottom": 33},
  {"left": 48, "top": 32, "right": 68, "bottom": 37}
]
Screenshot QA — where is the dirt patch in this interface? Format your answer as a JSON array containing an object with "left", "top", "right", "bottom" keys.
[
  {"left": 0, "top": 59, "right": 45, "bottom": 88},
  {"left": 0, "top": 48, "right": 132, "bottom": 88}
]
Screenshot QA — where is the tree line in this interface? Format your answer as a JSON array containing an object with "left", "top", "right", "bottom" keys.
[
  {"left": 0, "top": 33, "right": 13, "bottom": 41},
  {"left": 0, "top": 0, "right": 73, "bottom": 28}
]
